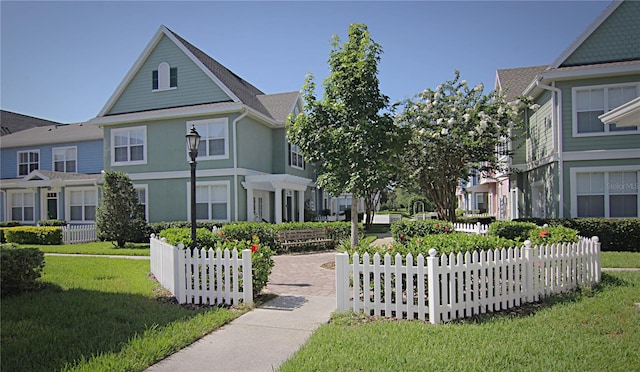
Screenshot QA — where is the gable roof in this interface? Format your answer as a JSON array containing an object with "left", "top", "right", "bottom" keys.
[
  {"left": 256, "top": 92, "right": 300, "bottom": 122},
  {"left": 0, "top": 122, "right": 102, "bottom": 148},
  {"left": 550, "top": 1, "right": 624, "bottom": 68},
  {"left": 0, "top": 110, "right": 62, "bottom": 136},
  {"left": 495, "top": 65, "right": 549, "bottom": 102},
  {"left": 97, "top": 25, "right": 297, "bottom": 124}
]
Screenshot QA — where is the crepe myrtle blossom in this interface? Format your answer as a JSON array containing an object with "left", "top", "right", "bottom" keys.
[{"left": 441, "top": 128, "right": 449, "bottom": 136}]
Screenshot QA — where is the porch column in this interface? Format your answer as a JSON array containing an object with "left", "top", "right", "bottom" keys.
[
  {"left": 275, "top": 187, "right": 283, "bottom": 224},
  {"left": 246, "top": 186, "right": 254, "bottom": 222},
  {"left": 298, "top": 190, "right": 305, "bottom": 222}
]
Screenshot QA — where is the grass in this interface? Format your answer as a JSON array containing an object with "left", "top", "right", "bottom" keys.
[
  {"left": 19, "top": 241, "right": 150, "bottom": 256},
  {"left": 1, "top": 256, "right": 243, "bottom": 372},
  {"left": 601, "top": 251, "right": 640, "bottom": 268},
  {"left": 280, "top": 271, "right": 640, "bottom": 371}
]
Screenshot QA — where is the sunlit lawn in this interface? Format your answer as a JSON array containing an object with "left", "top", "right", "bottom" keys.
[
  {"left": 601, "top": 251, "right": 640, "bottom": 268},
  {"left": 1, "top": 256, "right": 243, "bottom": 372},
  {"left": 281, "top": 271, "right": 640, "bottom": 371},
  {"left": 22, "top": 241, "right": 150, "bottom": 256}
]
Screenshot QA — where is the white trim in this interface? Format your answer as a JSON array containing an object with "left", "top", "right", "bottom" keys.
[
  {"left": 186, "top": 180, "right": 231, "bottom": 222},
  {"left": 186, "top": 117, "right": 229, "bottom": 160},
  {"left": 91, "top": 102, "right": 243, "bottom": 126},
  {"left": 6, "top": 189, "right": 36, "bottom": 224},
  {"left": 52, "top": 146, "right": 78, "bottom": 173},
  {"left": 133, "top": 184, "right": 149, "bottom": 222},
  {"left": 289, "top": 143, "right": 305, "bottom": 170},
  {"left": 110, "top": 126, "right": 147, "bottom": 166},
  {"left": 17, "top": 149, "right": 40, "bottom": 177},
  {"left": 541, "top": 63, "right": 640, "bottom": 81},
  {"left": 599, "top": 96, "right": 640, "bottom": 127},
  {"left": 563, "top": 149, "right": 640, "bottom": 162},
  {"left": 127, "top": 167, "right": 261, "bottom": 181},
  {"left": 65, "top": 186, "right": 99, "bottom": 223},
  {"left": 549, "top": 1, "right": 622, "bottom": 69},
  {"left": 98, "top": 25, "right": 240, "bottom": 117},
  {"left": 40, "top": 190, "right": 60, "bottom": 221},
  {"left": 569, "top": 165, "right": 640, "bottom": 218},
  {"left": 571, "top": 82, "right": 640, "bottom": 137}
]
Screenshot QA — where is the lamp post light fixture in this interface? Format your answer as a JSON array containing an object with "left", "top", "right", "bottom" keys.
[{"left": 186, "top": 125, "right": 201, "bottom": 249}]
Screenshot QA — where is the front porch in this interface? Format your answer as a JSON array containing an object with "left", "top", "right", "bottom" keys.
[{"left": 243, "top": 174, "right": 313, "bottom": 224}]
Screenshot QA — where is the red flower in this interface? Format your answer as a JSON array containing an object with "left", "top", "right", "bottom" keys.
[
  {"left": 435, "top": 223, "right": 440, "bottom": 228},
  {"left": 388, "top": 244, "right": 393, "bottom": 251},
  {"left": 539, "top": 230, "right": 549, "bottom": 238},
  {"left": 444, "top": 227, "right": 450, "bottom": 232},
  {"left": 220, "top": 231, "right": 225, "bottom": 236},
  {"left": 417, "top": 239, "right": 422, "bottom": 243},
  {"left": 251, "top": 244, "right": 259, "bottom": 253},
  {"left": 326, "top": 227, "right": 332, "bottom": 231},
  {"left": 400, "top": 234, "right": 405, "bottom": 239}
]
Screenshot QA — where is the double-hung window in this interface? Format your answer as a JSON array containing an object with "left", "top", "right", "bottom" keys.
[
  {"left": 289, "top": 144, "right": 304, "bottom": 169},
  {"left": 187, "top": 118, "right": 228, "bottom": 160},
  {"left": 576, "top": 170, "right": 639, "bottom": 218},
  {"left": 573, "top": 83, "right": 639, "bottom": 135},
  {"left": 111, "top": 126, "right": 146, "bottom": 165},
  {"left": 17, "top": 150, "right": 39, "bottom": 176},
  {"left": 53, "top": 147, "right": 77, "bottom": 173},
  {"left": 193, "top": 182, "right": 229, "bottom": 221},
  {"left": 9, "top": 191, "right": 35, "bottom": 222},
  {"left": 68, "top": 188, "right": 97, "bottom": 222},
  {"left": 134, "top": 186, "right": 148, "bottom": 221}
]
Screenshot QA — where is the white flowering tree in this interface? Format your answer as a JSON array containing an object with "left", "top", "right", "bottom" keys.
[{"left": 395, "top": 71, "right": 523, "bottom": 222}]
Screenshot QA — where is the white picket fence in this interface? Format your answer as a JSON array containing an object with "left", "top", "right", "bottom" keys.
[
  {"left": 62, "top": 225, "right": 97, "bottom": 244},
  {"left": 149, "top": 235, "right": 253, "bottom": 306},
  {"left": 453, "top": 222, "right": 489, "bottom": 235},
  {"left": 336, "top": 237, "right": 600, "bottom": 324}
]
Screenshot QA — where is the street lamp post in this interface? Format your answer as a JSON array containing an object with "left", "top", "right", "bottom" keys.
[{"left": 186, "top": 125, "right": 201, "bottom": 249}]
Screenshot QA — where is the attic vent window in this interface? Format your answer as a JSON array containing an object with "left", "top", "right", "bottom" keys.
[{"left": 152, "top": 62, "right": 177, "bottom": 91}]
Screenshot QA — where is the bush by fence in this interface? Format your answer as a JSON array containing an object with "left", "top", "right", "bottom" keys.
[
  {"left": 514, "top": 218, "right": 639, "bottom": 252},
  {"left": 37, "top": 219, "right": 68, "bottom": 227},
  {"left": 1, "top": 247, "right": 45, "bottom": 297},
  {"left": 3, "top": 226, "right": 63, "bottom": 245},
  {"left": 391, "top": 220, "right": 454, "bottom": 242}
]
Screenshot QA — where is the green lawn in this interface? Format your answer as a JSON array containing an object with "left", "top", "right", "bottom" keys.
[
  {"left": 281, "top": 271, "right": 640, "bottom": 371},
  {"left": 22, "top": 241, "right": 150, "bottom": 256},
  {"left": 1, "top": 256, "right": 243, "bottom": 372},
  {"left": 601, "top": 251, "right": 640, "bottom": 268}
]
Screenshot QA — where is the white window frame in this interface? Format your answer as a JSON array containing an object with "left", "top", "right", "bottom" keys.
[
  {"left": 111, "top": 126, "right": 147, "bottom": 166},
  {"left": 134, "top": 184, "right": 149, "bottom": 222},
  {"left": 52, "top": 146, "right": 77, "bottom": 173},
  {"left": 572, "top": 82, "right": 640, "bottom": 137},
  {"left": 17, "top": 149, "right": 40, "bottom": 176},
  {"left": 570, "top": 165, "right": 640, "bottom": 218},
  {"left": 290, "top": 143, "right": 305, "bottom": 170},
  {"left": 186, "top": 181, "right": 230, "bottom": 222},
  {"left": 186, "top": 118, "right": 229, "bottom": 160},
  {"left": 152, "top": 62, "right": 177, "bottom": 92},
  {"left": 65, "top": 187, "right": 98, "bottom": 223},
  {"left": 7, "top": 190, "right": 36, "bottom": 223}
]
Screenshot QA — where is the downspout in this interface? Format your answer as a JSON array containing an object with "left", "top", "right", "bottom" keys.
[
  {"left": 233, "top": 108, "right": 249, "bottom": 222},
  {"left": 535, "top": 80, "right": 564, "bottom": 218},
  {"left": 0, "top": 190, "right": 5, "bottom": 221}
]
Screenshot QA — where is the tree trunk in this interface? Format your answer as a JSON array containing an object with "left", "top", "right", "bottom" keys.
[{"left": 351, "top": 195, "right": 359, "bottom": 248}]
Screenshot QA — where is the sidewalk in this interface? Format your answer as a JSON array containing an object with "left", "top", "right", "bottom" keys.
[{"left": 146, "top": 251, "right": 338, "bottom": 372}]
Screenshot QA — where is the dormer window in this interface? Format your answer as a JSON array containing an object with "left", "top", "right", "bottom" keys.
[{"left": 152, "top": 62, "right": 177, "bottom": 91}]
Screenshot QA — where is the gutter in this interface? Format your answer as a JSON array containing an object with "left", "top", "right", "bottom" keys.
[
  {"left": 535, "top": 80, "right": 564, "bottom": 218},
  {"left": 233, "top": 108, "right": 249, "bottom": 221}
]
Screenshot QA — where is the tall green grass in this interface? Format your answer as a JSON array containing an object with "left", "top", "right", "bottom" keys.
[
  {"left": 20, "top": 241, "right": 150, "bottom": 256},
  {"left": 281, "top": 271, "right": 640, "bottom": 371},
  {"left": 1, "top": 256, "right": 241, "bottom": 372}
]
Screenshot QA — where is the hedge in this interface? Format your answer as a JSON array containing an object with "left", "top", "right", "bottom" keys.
[
  {"left": 391, "top": 219, "right": 454, "bottom": 242},
  {"left": 3, "top": 226, "right": 63, "bottom": 245},
  {"left": 515, "top": 218, "right": 639, "bottom": 252},
  {"left": 1, "top": 247, "right": 45, "bottom": 297},
  {"left": 37, "top": 219, "right": 68, "bottom": 227},
  {"left": 487, "top": 221, "right": 538, "bottom": 242}
]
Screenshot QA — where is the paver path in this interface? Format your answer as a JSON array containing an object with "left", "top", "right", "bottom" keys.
[{"left": 263, "top": 251, "right": 337, "bottom": 297}]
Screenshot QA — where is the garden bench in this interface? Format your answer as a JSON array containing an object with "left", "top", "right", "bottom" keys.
[{"left": 277, "top": 228, "right": 333, "bottom": 251}]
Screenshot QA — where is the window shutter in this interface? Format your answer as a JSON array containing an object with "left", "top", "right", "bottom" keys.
[
  {"left": 170, "top": 67, "right": 178, "bottom": 88},
  {"left": 152, "top": 70, "right": 158, "bottom": 90},
  {"left": 288, "top": 143, "right": 292, "bottom": 166}
]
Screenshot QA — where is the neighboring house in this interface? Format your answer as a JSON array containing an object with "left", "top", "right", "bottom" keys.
[
  {"left": 0, "top": 123, "right": 104, "bottom": 224},
  {"left": 483, "top": 0, "right": 640, "bottom": 219},
  {"left": 88, "top": 25, "right": 316, "bottom": 224},
  {"left": 1, "top": 110, "right": 62, "bottom": 136}
]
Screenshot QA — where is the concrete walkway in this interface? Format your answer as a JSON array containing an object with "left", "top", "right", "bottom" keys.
[{"left": 146, "top": 251, "right": 338, "bottom": 372}]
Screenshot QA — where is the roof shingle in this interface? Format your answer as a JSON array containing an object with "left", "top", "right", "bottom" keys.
[{"left": 496, "top": 65, "right": 548, "bottom": 102}]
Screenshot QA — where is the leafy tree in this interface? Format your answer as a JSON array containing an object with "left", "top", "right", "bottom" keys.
[
  {"left": 96, "top": 170, "right": 146, "bottom": 247},
  {"left": 287, "top": 23, "right": 406, "bottom": 246},
  {"left": 395, "top": 71, "right": 524, "bottom": 222}
]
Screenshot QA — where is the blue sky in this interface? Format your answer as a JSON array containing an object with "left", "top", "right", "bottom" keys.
[{"left": 1, "top": 1, "right": 611, "bottom": 124}]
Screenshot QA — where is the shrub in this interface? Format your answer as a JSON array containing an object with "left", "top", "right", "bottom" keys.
[
  {"left": 159, "top": 228, "right": 220, "bottom": 249},
  {"left": 1, "top": 247, "right": 45, "bottom": 297},
  {"left": 391, "top": 219, "right": 453, "bottom": 242},
  {"left": 4, "top": 226, "right": 63, "bottom": 245},
  {"left": 37, "top": 219, "right": 67, "bottom": 227},
  {"left": 515, "top": 218, "right": 639, "bottom": 252},
  {"left": 222, "top": 223, "right": 280, "bottom": 253},
  {"left": 487, "top": 221, "right": 538, "bottom": 242},
  {"left": 216, "top": 235, "right": 274, "bottom": 295},
  {"left": 0, "top": 222, "right": 21, "bottom": 244},
  {"left": 527, "top": 225, "right": 579, "bottom": 246},
  {"left": 148, "top": 221, "right": 224, "bottom": 237},
  {"left": 456, "top": 216, "right": 496, "bottom": 225}
]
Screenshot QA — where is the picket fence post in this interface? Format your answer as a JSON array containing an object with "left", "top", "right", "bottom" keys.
[
  {"left": 427, "top": 248, "right": 440, "bottom": 324},
  {"left": 241, "top": 249, "right": 253, "bottom": 307},
  {"left": 335, "top": 253, "right": 349, "bottom": 312},
  {"left": 523, "top": 240, "right": 533, "bottom": 302},
  {"left": 175, "top": 243, "right": 186, "bottom": 304},
  {"left": 592, "top": 236, "right": 601, "bottom": 283}
]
